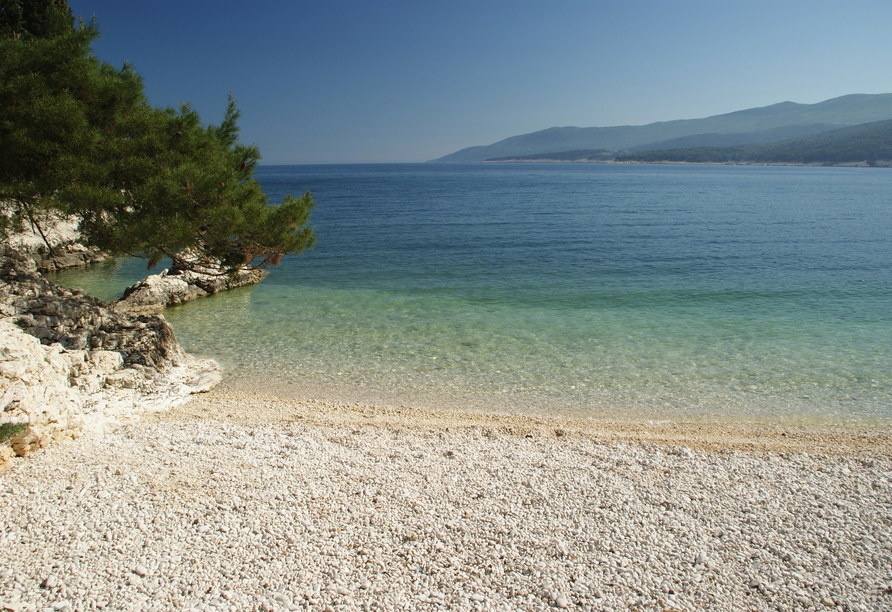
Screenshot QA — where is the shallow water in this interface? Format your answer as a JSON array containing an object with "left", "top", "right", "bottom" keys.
[{"left": 52, "top": 163, "right": 892, "bottom": 422}]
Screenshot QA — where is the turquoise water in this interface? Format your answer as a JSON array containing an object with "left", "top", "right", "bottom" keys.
[{"left": 52, "top": 163, "right": 892, "bottom": 422}]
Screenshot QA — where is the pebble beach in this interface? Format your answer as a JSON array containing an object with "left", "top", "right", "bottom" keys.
[{"left": 2, "top": 383, "right": 892, "bottom": 612}]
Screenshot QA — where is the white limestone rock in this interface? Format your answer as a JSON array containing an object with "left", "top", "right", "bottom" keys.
[
  {"left": 111, "top": 271, "right": 207, "bottom": 314},
  {"left": 0, "top": 319, "right": 222, "bottom": 470},
  {"left": 112, "top": 265, "right": 264, "bottom": 315}
]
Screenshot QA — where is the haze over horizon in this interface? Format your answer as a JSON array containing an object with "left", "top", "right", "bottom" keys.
[{"left": 69, "top": 0, "right": 892, "bottom": 164}]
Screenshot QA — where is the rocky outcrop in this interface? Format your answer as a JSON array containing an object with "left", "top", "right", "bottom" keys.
[
  {"left": 7, "top": 214, "right": 106, "bottom": 272},
  {"left": 34, "top": 241, "right": 106, "bottom": 272},
  {"left": 8, "top": 213, "right": 263, "bottom": 311},
  {"left": 112, "top": 264, "right": 265, "bottom": 315},
  {"left": 0, "top": 247, "right": 221, "bottom": 472},
  {"left": 112, "top": 270, "right": 208, "bottom": 315},
  {"left": 1, "top": 249, "right": 182, "bottom": 367}
]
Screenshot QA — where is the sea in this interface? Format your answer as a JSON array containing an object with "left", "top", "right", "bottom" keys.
[{"left": 51, "top": 163, "right": 892, "bottom": 424}]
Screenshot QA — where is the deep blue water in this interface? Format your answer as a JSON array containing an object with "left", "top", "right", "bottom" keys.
[{"left": 54, "top": 163, "right": 892, "bottom": 422}]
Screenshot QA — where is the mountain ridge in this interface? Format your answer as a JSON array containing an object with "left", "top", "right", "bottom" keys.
[
  {"left": 613, "top": 118, "right": 892, "bottom": 166},
  {"left": 430, "top": 93, "right": 892, "bottom": 163}
]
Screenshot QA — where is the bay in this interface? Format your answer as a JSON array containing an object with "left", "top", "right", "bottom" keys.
[{"left": 52, "top": 163, "right": 892, "bottom": 422}]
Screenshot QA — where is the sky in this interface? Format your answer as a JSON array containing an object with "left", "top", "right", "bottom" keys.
[{"left": 67, "top": 0, "right": 892, "bottom": 164}]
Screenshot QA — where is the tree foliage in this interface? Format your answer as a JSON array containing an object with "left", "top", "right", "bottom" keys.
[
  {"left": 0, "top": 0, "right": 314, "bottom": 272},
  {"left": 76, "top": 97, "right": 315, "bottom": 271},
  {"left": 0, "top": 0, "right": 73, "bottom": 38}
]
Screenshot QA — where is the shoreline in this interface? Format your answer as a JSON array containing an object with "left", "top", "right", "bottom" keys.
[
  {"left": 172, "top": 378, "right": 892, "bottom": 458},
  {"left": 484, "top": 159, "right": 892, "bottom": 167},
  {"left": 211, "top": 369, "right": 892, "bottom": 423},
  {"left": 3, "top": 384, "right": 891, "bottom": 611},
  {"left": 2, "top": 384, "right": 892, "bottom": 611}
]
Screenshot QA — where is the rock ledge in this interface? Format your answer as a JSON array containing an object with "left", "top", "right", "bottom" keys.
[
  {"left": 0, "top": 247, "right": 220, "bottom": 471},
  {"left": 112, "top": 264, "right": 265, "bottom": 315}
]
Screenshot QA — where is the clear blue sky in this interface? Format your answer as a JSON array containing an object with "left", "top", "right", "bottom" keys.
[{"left": 68, "top": 0, "right": 892, "bottom": 164}]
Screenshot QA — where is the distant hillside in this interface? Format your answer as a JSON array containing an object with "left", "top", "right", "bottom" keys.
[
  {"left": 614, "top": 119, "right": 892, "bottom": 165},
  {"left": 431, "top": 93, "right": 892, "bottom": 163},
  {"left": 486, "top": 149, "right": 614, "bottom": 162},
  {"left": 624, "top": 123, "right": 836, "bottom": 152}
]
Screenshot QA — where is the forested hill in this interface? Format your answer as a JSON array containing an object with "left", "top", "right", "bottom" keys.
[
  {"left": 613, "top": 119, "right": 892, "bottom": 166},
  {"left": 431, "top": 93, "right": 892, "bottom": 163},
  {"left": 486, "top": 150, "right": 614, "bottom": 162}
]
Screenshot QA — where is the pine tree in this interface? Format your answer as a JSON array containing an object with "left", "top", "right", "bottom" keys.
[
  {"left": 0, "top": 0, "right": 73, "bottom": 39},
  {"left": 0, "top": 0, "right": 314, "bottom": 272},
  {"left": 75, "top": 97, "right": 315, "bottom": 272}
]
